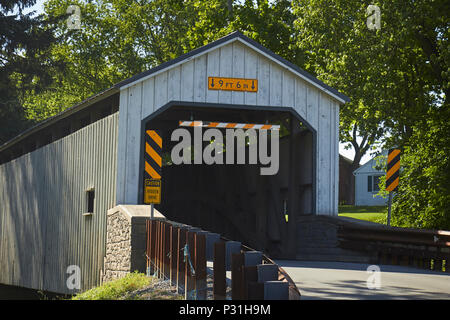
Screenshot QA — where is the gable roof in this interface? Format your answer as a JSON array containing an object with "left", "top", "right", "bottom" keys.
[
  {"left": 353, "top": 151, "right": 388, "bottom": 175},
  {"left": 0, "top": 31, "right": 350, "bottom": 157},
  {"left": 114, "top": 31, "right": 350, "bottom": 104}
]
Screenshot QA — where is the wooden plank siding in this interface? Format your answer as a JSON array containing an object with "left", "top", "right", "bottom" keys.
[
  {"left": 0, "top": 113, "right": 119, "bottom": 294},
  {"left": 116, "top": 41, "right": 340, "bottom": 215}
]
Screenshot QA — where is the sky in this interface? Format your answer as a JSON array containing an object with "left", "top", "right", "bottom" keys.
[
  {"left": 19, "top": 0, "right": 376, "bottom": 166},
  {"left": 20, "top": 0, "right": 45, "bottom": 15},
  {"left": 339, "top": 142, "right": 376, "bottom": 165}
]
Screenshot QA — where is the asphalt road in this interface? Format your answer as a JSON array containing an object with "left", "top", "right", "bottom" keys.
[{"left": 275, "top": 260, "right": 450, "bottom": 300}]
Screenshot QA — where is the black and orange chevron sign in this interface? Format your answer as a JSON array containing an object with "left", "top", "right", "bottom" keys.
[
  {"left": 386, "top": 149, "right": 400, "bottom": 192},
  {"left": 144, "top": 130, "right": 162, "bottom": 204}
]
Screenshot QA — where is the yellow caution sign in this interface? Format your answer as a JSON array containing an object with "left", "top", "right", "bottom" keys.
[{"left": 144, "top": 179, "right": 161, "bottom": 204}]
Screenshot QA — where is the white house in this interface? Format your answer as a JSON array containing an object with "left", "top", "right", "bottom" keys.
[{"left": 353, "top": 152, "right": 387, "bottom": 206}]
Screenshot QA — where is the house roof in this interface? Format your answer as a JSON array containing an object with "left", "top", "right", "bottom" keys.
[
  {"left": 352, "top": 151, "right": 388, "bottom": 175},
  {"left": 339, "top": 154, "right": 354, "bottom": 165}
]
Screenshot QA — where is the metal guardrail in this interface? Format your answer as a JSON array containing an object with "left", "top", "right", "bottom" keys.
[{"left": 337, "top": 222, "right": 450, "bottom": 272}]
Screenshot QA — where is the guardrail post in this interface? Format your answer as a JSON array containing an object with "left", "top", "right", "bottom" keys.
[
  {"left": 155, "top": 221, "right": 160, "bottom": 278},
  {"left": 177, "top": 227, "right": 187, "bottom": 294},
  {"left": 257, "top": 263, "right": 287, "bottom": 300},
  {"left": 156, "top": 221, "right": 161, "bottom": 278},
  {"left": 160, "top": 221, "right": 166, "bottom": 278},
  {"left": 145, "top": 220, "right": 150, "bottom": 275},
  {"left": 206, "top": 233, "right": 220, "bottom": 261},
  {"left": 263, "top": 281, "right": 289, "bottom": 300},
  {"left": 225, "top": 241, "right": 241, "bottom": 271},
  {"left": 243, "top": 266, "right": 261, "bottom": 299},
  {"left": 213, "top": 241, "right": 226, "bottom": 300},
  {"left": 248, "top": 282, "right": 264, "bottom": 300},
  {"left": 231, "top": 252, "right": 245, "bottom": 300},
  {"left": 185, "top": 231, "right": 196, "bottom": 300},
  {"left": 242, "top": 251, "right": 262, "bottom": 299},
  {"left": 150, "top": 220, "right": 157, "bottom": 275},
  {"left": 257, "top": 264, "right": 278, "bottom": 282},
  {"left": 195, "top": 232, "right": 207, "bottom": 300},
  {"left": 170, "top": 225, "right": 178, "bottom": 285},
  {"left": 244, "top": 251, "right": 263, "bottom": 266},
  {"left": 164, "top": 222, "right": 171, "bottom": 280}
]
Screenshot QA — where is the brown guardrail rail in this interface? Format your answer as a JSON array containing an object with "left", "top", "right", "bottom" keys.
[{"left": 146, "top": 219, "right": 301, "bottom": 300}]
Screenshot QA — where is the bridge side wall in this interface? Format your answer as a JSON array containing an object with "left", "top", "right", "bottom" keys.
[{"left": 0, "top": 113, "right": 119, "bottom": 294}]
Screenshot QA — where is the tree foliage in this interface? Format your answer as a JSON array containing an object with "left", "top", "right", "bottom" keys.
[
  {"left": 0, "top": 0, "right": 60, "bottom": 143},
  {"left": 292, "top": 0, "right": 449, "bottom": 229},
  {"left": 391, "top": 107, "right": 450, "bottom": 230},
  {"left": 22, "top": 0, "right": 297, "bottom": 120},
  {"left": 5, "top": 0, "right": 449, "bottom": 229}
]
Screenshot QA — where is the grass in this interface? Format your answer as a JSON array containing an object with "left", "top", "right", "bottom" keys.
[
  {"left": 71, "top": 272, "right": 184, "bottom": 300},
  {"left": 72, "top": 272, "right": 150, "bottom": 300},
  {"left": 338, "top": 205, "right": 387, "bottom": 224},
  {"left": 71, "top": 272, "right": 154, "bottom": 300}
]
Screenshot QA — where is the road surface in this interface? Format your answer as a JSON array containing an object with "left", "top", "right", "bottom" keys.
[{"left": 275, "top": 260, "right": 450, "bottom": 300}]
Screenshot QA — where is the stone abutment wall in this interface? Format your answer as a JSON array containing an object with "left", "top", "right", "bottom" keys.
[{"left": 102, "top": 205, "right": 165, "bottom": 283}]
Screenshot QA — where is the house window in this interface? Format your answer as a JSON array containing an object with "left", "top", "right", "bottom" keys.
[{"left": 368, "top": 175, "right": 382, "bottom": 192}]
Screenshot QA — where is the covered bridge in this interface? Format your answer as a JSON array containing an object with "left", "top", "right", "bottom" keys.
[{"left": 0, "top": 32, "right": 349, "bottom": 294}]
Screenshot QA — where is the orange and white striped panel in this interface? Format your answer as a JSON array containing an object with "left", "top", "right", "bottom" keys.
[{"left": 178, "top": 120, "right": 280, "bottom": 130}]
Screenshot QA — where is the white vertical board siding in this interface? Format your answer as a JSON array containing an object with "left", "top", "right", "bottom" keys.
[
  {"left": 142, "top": 77, "right": 155, "bottom": 117},
  {"left": 124, "top": 83, "right": 142, "bottom": 204},
  {"left": 206, "top": 49, "right": 220, "bottom": 103},
  {"left": 218, "top": 44, "right": 233, "bottom": 104},
  {"left": 317, "top": 93, "right": 333, "bottom": 214},
  {"left": 117, "top": 40, "right": 341, "bottom": 215},
  {"left": 194, "top": 55, "right": 207, "bottom": 103},
  {"left": 333, "top": 101, "right": 340, "bottom": 214},
  {"left": 232, "top": 42, "right": 245, "bottom": 105},
  {"left": 282, "top": 71, "right": 295, "bottom": 110},
  {"left": 168, "top": 66, "right": 181, "bottom": 102},
  {"left": 294, "top": 78, "right": 307, "bottom": 121},
  {"left": 116, "top": 91, "right": 129, "bottom": 204},
  {"left": 0, "top": 113, "right": 119, "bottom": 293},
  {"left": 181, "top": 60, "right": 195, "bottom": 102},
  {"left": 269, "top": 63, "right": 282, "bottom": 107},
  {"left": 244, "top": 47, "right": 258, "bottom": 105},
  {"left": 257, "top": 55, "right": 271, "bottom": 106}
]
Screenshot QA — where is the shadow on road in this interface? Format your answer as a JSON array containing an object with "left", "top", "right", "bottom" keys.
[{"left": 275, "top": 260, "right": 450, "bottom": 300}]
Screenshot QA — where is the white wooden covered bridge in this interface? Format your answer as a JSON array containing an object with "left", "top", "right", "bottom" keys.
[{"left": 0, "top": 32, "right": 349, "bottom": 294}]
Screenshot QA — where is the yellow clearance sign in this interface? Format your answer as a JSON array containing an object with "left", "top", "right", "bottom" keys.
[
  {"left": 208, "top": 77, "right": 258, "bottom": 92},
  {"left": 144, "top": 179, "right": 161, "bottom": 204}
]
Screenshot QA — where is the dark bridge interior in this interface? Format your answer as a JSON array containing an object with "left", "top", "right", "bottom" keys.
[{"left": 141, "top": 102, "right": 316, "bottom": 258}]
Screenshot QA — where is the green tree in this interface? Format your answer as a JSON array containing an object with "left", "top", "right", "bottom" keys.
[
  {"left": 391, "top": 107, "right": 450, "bottom": 230},
  {"left": 292, "top": 0, "right": 449, "bottom": 229},
  {"left": 24, "top": 0, "right": 296, "bottom": 120},
  {"left": 0, "top": 0, "right": 60, "bottom": 143}
]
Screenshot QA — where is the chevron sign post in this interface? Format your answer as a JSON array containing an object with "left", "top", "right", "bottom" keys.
[{"left": 386, "top": 149, "right": 400, "bottom": 226}]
